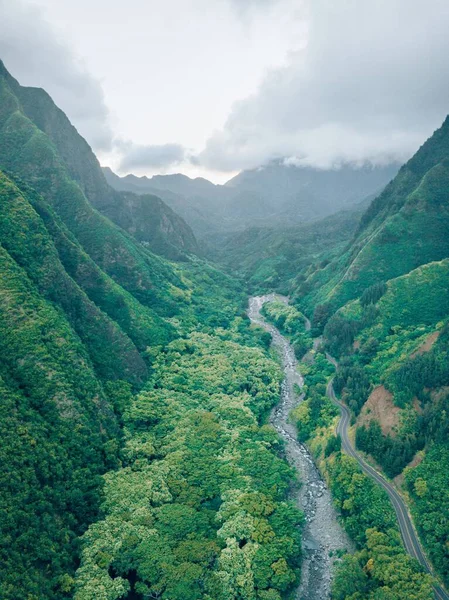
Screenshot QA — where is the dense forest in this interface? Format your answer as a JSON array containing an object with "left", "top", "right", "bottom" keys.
[
  {"left": 291, "top": 357, "right": 434, "bottom": 599},
  {"left": 75, "top": 333, "right": 302, "bottom": 599}
]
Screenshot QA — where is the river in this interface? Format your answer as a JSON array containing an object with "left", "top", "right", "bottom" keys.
[{"left": 248, "top": 294, "right": 352, "bottom": 600}]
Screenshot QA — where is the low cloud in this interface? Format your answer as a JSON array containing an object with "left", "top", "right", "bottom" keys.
[
  {"left": 0, "top": 0, "right": 113, "bottom": 151},
  {"left": 229, "top": 0, "right": 278, "bottom": 10},
  {"left": 201, "top": 0, "right": 449, "bottom": 171},
  {"left": 118, "top": 142, "right": 187, "bottom": 172}
]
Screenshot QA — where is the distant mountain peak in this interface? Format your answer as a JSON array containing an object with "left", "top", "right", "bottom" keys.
[{"left": 104, "top": 158, "right": 399, "bottom": 239}]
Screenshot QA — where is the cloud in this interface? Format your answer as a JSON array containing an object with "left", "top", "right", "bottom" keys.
[
  {"left": 118, "top": 142, "right": 187, "bottom": 172},
  {"left": 229, "top": 0, "right": 278, "bottom": 10},
  {"left": 0, "top": 0, "right": 113, "bottom": 151},
  {"left": 200, "top": 0, "right": 449, "bottom": 171}
]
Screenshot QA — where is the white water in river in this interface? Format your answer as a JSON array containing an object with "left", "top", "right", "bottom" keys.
[{"left": 248, "top": 295, "right": 352, "bottom": 600}]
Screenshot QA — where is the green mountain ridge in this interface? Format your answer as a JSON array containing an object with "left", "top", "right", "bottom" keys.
[
  {"left": 103, "top": 160, "right": 398, "bottom": 241},
  {"left": 0, "top": 60, "right": 305, "bottom": 600},
  {"left": 298, "top": 116, "right": 449, "bottom": 314},
  {"left": 0, "top": 60, "right": 199, "bottom": 260},
  {"left": 287, "top": 115, "right": 449, "bottom": 593}
]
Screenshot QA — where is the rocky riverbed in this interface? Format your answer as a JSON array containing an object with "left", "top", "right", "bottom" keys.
[{"left": 248, "top": 295, "right": 352, "bottom": 600}]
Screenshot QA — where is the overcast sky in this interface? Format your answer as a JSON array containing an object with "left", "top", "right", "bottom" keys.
[{"left": 1, "top": 0, "right": 449, "bottom": 182}]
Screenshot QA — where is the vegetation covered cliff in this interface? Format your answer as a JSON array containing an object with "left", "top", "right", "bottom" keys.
[
  {"left": 0, "top": 61, "right": 302, "bottom": 600},
  {"left": 286, "top": 116, "right": 449, "bottom": 593}
]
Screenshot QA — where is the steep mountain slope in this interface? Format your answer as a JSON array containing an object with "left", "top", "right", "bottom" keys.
[
  {"left": 0, "top": 60, "right": 305, "bottom": 600},
  {"left": 322, "top": 259, "right": 449, "bottom": 587},
  {"left": 0, "top": 172, "right": 147, "bottom": 384},
  {"left": 0, "top": 60, "right": 198, "bottom": 260},
  {"left": 104, "top": 161, "right": 398, "bottom": 240},
  {"left": 281, "top": 115, "right": 449, "bottom": 594},
  {"left": 103, "top": 167, "right": 226, "bottom": 239},
  {"left": 0, "top": 60, "right": 190, "bottom": 320},
  {"left": 299, "top": 116, "right": 449, "bottom": 315}
]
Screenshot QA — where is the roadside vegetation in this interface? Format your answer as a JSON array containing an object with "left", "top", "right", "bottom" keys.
[
  {"left": 292, "top": 354, "right": 434, "bottom": 599},
  {"left": 261, "top": 301, "right": 313, "bottom": 360}
]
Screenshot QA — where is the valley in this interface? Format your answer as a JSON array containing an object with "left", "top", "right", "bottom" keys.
[
  {"left": 1, "top": 53, "right": 449, "bottom": 600},
  {"left": 252, "top": 295, "right": 449, "bottom": 599},
  {"left": 248, "top": 295, "right": 352, "bottom": 600}
]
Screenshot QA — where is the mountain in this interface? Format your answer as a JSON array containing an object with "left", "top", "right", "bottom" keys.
[
  {"left": 0, "top": 59, "right": 305, "bottom": 600},
  {"left": 281, "top": 114, "right": 449, "bottom": 592},
  {"left": 225, "top": 161, "right": 399, "bottom": 220},
  {"left": 103, "top": 166, "right": 219, "bottom": 240},
  {"left": 0, "top": 60, "right": 233, "bottom": 595},
  {"left": 0, "top": 61, "right": 199, "bottom": 260},
  {"left": 214, "top": 202, "right": 366, "bottom": 293},
  {"left": 297, "top": 116, "right": 449, "bottom": 315},
  {"left": 104, "top": 161, "right": 398, "bottom": 241}
]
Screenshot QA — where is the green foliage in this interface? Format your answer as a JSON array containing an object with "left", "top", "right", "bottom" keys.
[
  {"left": 386, "top": 328, "right": 449, "bottom": 406},
  {"left": 261, "top": 301, "right": 313, "bottom": 359},
  {"left": 75, "top": 333, "right": 303, "bottom": 599},
  {"left": 322, "top": 452, "right": 432, "bottom": 599},
  {"left": 405, "top": 440, "right": 449, "bottom": 586},
  {"left": 0, "top": 246, "right": 119, "bottom": 599},
  {"left": 300, "top": 116, "right": 449, "bottom": 313},
  {"left": 333, "top": 361, "right": 372, "bottom": 415},
  {"left": 355, "top": 421, "right": 419, "bottom": 478},
  {"left": 332, "top": 528, "right": 433, "bottom": 600},
  {"left": 319, "top": 266, "right": 449, "bottom": 584},
  {"left": 291, "top": 354, "right": 338, "bottom": 441},
  {"left": 311, "top": 302, "right": 333, "bottom": 336},
  {"left": 324, "top": 315, "right": 361, "bottom": 356},
  {"left": 297, "top": 358, "right": 432, "bottom": 599},
  {"left": 0, "top": 71, "right": 186, "bottom": 323},
  {"left": 0, "top": 170, "right": 149, "bottom": 384},
  {"left": 261, "top": 301, "right": 305, "bottom": 336},
  {"left": 325, "top": 434, "right": 342, "bottom": 457},
  {"left": 360, "top": 281, "right": 387, "bottom": 307}
]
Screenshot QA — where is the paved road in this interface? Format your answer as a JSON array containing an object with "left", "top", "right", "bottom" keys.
[{"left": 325, "top": 355, "right": 449, "bottom": 600}]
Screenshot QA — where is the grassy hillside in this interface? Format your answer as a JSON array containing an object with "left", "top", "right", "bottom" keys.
[{"left": 298, "top": 117, "right": 449, "bottom": 316}]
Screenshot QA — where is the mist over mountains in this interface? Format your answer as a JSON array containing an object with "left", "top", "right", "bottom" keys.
[{"left": 104, "top": 161, "right": 399, "bottom": 239}]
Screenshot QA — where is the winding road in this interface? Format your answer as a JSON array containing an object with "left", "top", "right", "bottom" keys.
[
  {"left": 249, "top": 294, "right": 448, "bottom": 599},
  {"left": 326, "top": 354, "right": 449, "bottom": 600}
]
